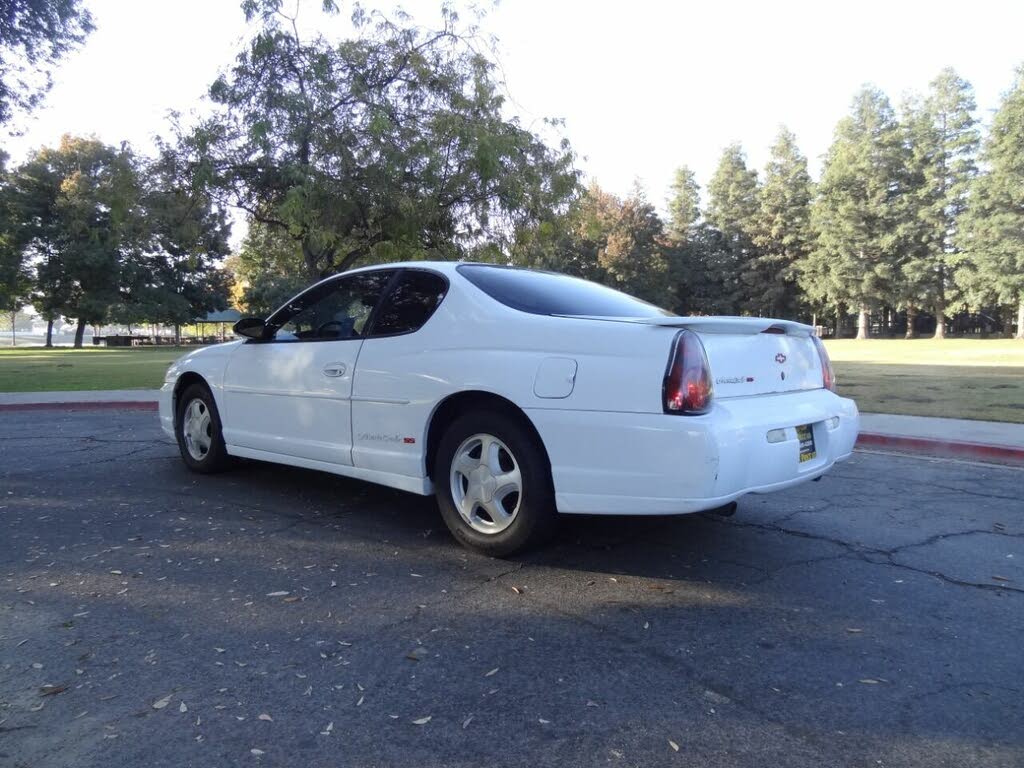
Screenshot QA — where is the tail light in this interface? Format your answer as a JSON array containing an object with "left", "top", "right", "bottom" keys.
[
  {"left": 663, "top": 329, "right": 713, "bottom": 415},
  {"left": 811, "top": 335, "right": 836, "bottom": 392}
]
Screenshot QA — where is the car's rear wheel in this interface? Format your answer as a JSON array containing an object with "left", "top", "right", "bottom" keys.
[
  {"left": 435, "top": 410, "right": 556, "bottom": 556},
  {"left": 175, "top": 382, "right": 232, "bottom": 474}
]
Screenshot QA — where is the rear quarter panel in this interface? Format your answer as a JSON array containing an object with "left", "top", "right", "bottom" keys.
[{"left": 350, "top": 278, "right": 677, "bottom": 478}]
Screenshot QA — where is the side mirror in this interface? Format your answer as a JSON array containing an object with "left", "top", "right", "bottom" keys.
[{"left": 233, "top": 317, "right": 271, "bottom": 340}]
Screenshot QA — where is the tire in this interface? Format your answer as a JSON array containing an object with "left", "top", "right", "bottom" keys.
[
  {"left": 434, "top": 409, "right": 556, "bottom": 557},
  {"left": 174, "top": 382, "right": 232, "bottom": 474}
]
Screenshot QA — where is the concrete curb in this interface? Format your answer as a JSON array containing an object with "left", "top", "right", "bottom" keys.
[
  {"left": 0, "top": 401, "right": 158, "bottom": 412},
  {"left": 857, "top": 432, "right": 1024, "bottom": 465}
]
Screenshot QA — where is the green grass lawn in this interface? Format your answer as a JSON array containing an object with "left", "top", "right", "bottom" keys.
[
  {"left": 2, "top": 338, "right": 1022, "bottom": 423},
  {"left": 0, "top": 346, "right": 194, "bottom": 392},
  {"left": 825, "top": 338, "right": 1024, "bottom": 423}
]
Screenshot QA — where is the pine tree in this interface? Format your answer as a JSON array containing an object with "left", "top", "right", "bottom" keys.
[
  {"left": 751, "top": 127, "right": 814, "bottom": 319},
  {"left": 807, "top": 87, "right": 906, "bottom": 338},
  {"left": 898, "top": 69, "right": 979, "bottom": 338},
  {"left": 666, "top": 166, "right": 701, "bottom": 243},
  {"left": 705, "top": 144, "right": 759, "bottom": 312},
  {"left": 956, "top": 65, "right": 1024, "bottom": 339}
]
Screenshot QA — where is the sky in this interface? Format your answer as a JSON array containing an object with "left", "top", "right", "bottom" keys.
[{"left": 5, "top": 0, "right": 1024, "bottom": 218}]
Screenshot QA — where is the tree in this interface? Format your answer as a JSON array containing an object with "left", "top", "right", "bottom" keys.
[
  {"left": 232, "top": 218, "right": 309, "bottom": 315},
  {"left": 899, "top": 69, "right": 979, "bottom": 338},
  {"left": 0, "top": 158, "right": 32, "bottom": 342},
  {"left": 177, "top": 0, "right": 578, "bottom": 281},
  {"left": 595, "top": 183, "right": 671, "bottom": 306},
  {"left": 0, "top": 0, "right": 94, "bottom": 125},
  {"left": 508, "top": 182, "right": 670, "bottom": 307},
  {"left": 806, "top": 87, "right": 906, "bottom": 338},
  {"left": 666, "top": 166, "right": 700, "bottom": 242},
  {"left": 750, "top": 127, "right": 813, "bottom": 319},
  {"left": 14, "top": 135, "right": 142, "bottom": 346},
  {"left": 704, "top": 143, "right": 759, "bottom": 312},
  {"left": 661, "top": 169, "right": 732, "bottom": 315},
  {"left": 956, "top": 65, "right": 1024, "bottom": 339},
  {"left": 113, "top": 150, "right": 233, "bottom": 340}
]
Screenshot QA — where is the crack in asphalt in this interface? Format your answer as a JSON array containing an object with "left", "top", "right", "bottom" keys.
[{"left": 709, "top": 515, "right": 1024, "bottom": 594}]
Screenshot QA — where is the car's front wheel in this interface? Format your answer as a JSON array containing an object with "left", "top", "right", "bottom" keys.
[
  {"left": 175, "top": 382, "right": 232, "bottom": 474},
  {"left": 434, "top": 410, "right": 556, "bottom": 556}
]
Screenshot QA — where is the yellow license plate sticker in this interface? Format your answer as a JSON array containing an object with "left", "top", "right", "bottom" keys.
[{"left": 797, "top": 424, "right": 816, "bottom": 463}]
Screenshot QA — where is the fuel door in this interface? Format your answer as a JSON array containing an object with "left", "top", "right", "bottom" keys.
[{"left": 534, "top": 357, "right": 578, "bottom": 399}]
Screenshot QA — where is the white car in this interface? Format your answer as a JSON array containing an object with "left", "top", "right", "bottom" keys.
[{"left": 161, "top": 262, "right": 859, "bottom": 555}]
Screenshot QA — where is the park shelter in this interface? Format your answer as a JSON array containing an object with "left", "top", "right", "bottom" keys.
[{"left": 196, "top": 308, "right": 243, "bottom": 342}]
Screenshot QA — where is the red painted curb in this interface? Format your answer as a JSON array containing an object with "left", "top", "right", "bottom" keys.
[
  {"left": 857, "top": 432, "right": 1024, "bottom": 464},
  {"left": 0, "top": 401, "right": 158, "bottom": 413}
]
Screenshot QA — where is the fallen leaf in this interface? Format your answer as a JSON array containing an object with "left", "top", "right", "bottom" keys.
[
  {"left": 586, "top": 700, "right": 598, "bottom": 707},
  {"left": 179, "top": 701, "right": 188, "bottom": 713},
  {"left": 484, "top": 667, "right": 499, "bottom": 677},
  {"left": 250, "top": 748, "right": 264, "bottom": 756},
  {"left": 283, "top": 596, "right": 300, "bottom": 603},
  {"left": 258, "top": 713, "right": 273, "bottom": 722},
  {"left": 39, "top": 684, "right": 68, "bottom": 696},
  {"left": 859, "top": 679, "right": 880, "bottom": 685},
  {"left": 265, "top": 591, "right": 289, "bottom": 597},
  {"left": 991, "top": 575, "right": 1010, "bottom": 582},
  {"left": 538, "top": 717, "right": 550, "bottom": 724},
  {"left": 462, "top": 715, "right": 473, "bottom": 729},
  {"left": 406, "top": 647, "right": 428, "bottom": 661},
  {"left": 846, "top": 628, "right": 863, "bottom": 633},
  {"left": 412, "top": 716, "right": 432, "bottom": 725},
  {"left": 668, "top": 739, "right": 679, "bottom": 752},
  {"left": 152, "top": 694, "right": 173, "bottom": 709}
]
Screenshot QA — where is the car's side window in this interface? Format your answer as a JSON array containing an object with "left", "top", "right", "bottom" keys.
[
  {"left": 368, "top": 270, "right": 449, "bottom": 337},
  {"left": 269, "top": 271, "right": 394, "bottom": 342}
]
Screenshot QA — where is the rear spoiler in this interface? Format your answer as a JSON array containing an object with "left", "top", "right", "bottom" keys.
[{"left": 555, "top": 315, "right": 815, "bottom": 336}]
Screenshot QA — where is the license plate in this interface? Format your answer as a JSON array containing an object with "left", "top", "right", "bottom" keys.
[{"left": 796, "top": 424, "right": 816, "bottom": 463}]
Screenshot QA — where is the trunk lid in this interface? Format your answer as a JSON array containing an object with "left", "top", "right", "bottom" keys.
[{"left": 628, "top": 316, "right": 824, "bottom": 399}]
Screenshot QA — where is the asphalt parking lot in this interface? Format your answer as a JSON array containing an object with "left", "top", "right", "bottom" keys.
[{"left": 1, "top": 410, "right": 1022, "bottom": 768}]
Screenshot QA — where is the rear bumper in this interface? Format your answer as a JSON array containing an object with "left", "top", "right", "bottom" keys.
[{"left": 527, "top": 389, "right": 858, "bottom": 515}]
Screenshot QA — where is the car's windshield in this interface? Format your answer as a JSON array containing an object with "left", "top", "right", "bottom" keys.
[{"left": 457, "top": 264, "right": 676, "bottom": 318}]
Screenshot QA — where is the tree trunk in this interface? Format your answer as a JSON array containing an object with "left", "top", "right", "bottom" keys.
[
  {"left": 1016, "top": 299, "right": 1024, "bottom": 340},
  {"left": 73, "top": 318, "right": 86, "bottom": 348},
  {"left": 933, "top": 298, "right": 946, "bottom": 339},
  {"left": 905, "top": 307, "right": 917, "bottom": 339},
  {"left": 856, "top": 306, "right": 870, "bottom": 339},
  {"left": 10, "top": 309, "right": 16, "bottom": 347},
  {"left": 45, "top": 318, "right": 54, "bottom": 348},
  {"left": 174, "top": 324, "right": 181, "bottom": 345}
]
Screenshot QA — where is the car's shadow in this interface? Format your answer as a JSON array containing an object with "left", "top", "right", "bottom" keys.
[{"left": 181, "top": 455, "right": 768, "bottom": 585}]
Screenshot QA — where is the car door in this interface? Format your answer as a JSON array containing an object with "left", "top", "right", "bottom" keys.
[
  {"left": 221, "top": 270, "right": 395, "bottom": 466},
  {"left": 351, "top": 269, "right": 451, "bottom": 478}
]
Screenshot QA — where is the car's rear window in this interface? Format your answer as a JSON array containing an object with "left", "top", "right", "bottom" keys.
[{"left": 456, "top": 264, "right": 675, "bottom": 318}]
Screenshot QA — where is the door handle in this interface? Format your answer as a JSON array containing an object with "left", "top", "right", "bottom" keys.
[{"left": 322, "top": 363, "right": 347, "bottom": 377}]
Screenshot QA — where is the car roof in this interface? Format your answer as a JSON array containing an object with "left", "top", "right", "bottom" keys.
[{"left": 341, "top": 260, "right": 508, "bottom": 276}]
